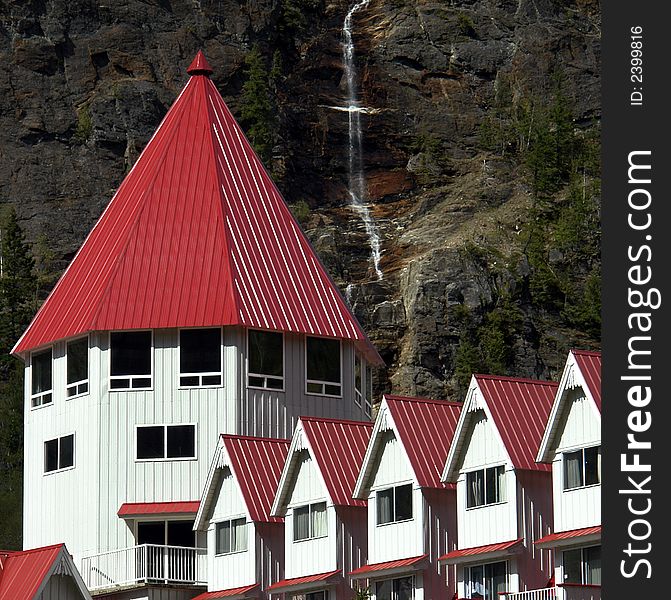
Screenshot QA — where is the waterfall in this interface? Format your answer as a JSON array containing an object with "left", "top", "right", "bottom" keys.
[{"left": 342, "top": 0, "right": 383, "bottom": 281}]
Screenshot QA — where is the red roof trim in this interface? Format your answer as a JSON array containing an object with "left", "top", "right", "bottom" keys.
[
  {"left": 187, "top": 50, "right": 214, "bottom": 76},
  {"left": 383, "top": 394, "right": 463, "bottom": 408},
  {"left": 0, "top": 544, "right": 64, "bottom": 599},
  {"left": 267, "top": 570, "right": 341, "bottom": 591},
  {"left": 474, "top": 374, "right": 558, "bottom": 386},
  {"left": 439, "top": 539, "right": 524, "bottom": 563},
  {"left": 350, "top": 555, "right": 427, "bottom": 576},
  {"left": 191, "top": 584, "right": 260, "bottom": 599},
  {"left": 535, "top": 526, "right": 601, "bottom": 546},
  {"left": 118, "top": 501, "right": 200, "bottom": 517}
]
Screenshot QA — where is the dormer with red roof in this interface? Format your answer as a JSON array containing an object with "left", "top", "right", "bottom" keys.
[
  {"left": 351, "top": 395, "right": 462, "bottom": 600},
  {"left": 192, "top": 434, "right": 290, "bottom": 599},
  {"left": 534, "top": 350, "right": 602, "bottom": 599},
  {"left": 15, "top": 50, "right": 380, "bottom": 592},
  {"left": 269, "top": 417, "right": 373, "bottom": 599},
  {"left": 440, "top": 375, "right": 556, "bottom": 599}
]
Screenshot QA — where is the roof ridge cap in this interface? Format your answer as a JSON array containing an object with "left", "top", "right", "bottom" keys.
[
  {"left": 300, "top": 415, "right": 374, "bottom": 426},
  {"left": 385, "top": 394, "right": 462, "bottom": 407},
  {"left": 221, "top": 433, "right": 291, "bottom": 444},
  {"left": 475, "top": 373, "right": 558, "bottom": 386}
]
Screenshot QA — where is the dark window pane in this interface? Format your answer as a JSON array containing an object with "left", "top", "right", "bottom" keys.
[
  {"left": 486, "top": 561, "right": 507, "bottom": 597},
  {"left": 111, "top": 378, "right": 130, "bottom": 389},
  {"left": 32, "top": 349, "right": 52, "bottom": 395},
  {"left": 167, "top": 520, "right": 195, "bottom": 547},
  {"left": 111, "top": 331, "right": 151, "bottom": 376},
  {"left": 132, "top": 377, "right": 151, "bottom": 389},
  {"left": 249, "top": 330, "right": 283, "bottom": 377},
  {"left": 59, "top": 434, "right": 74, "bottom": 469},
  {"left": 138, "top": 521, "right": 165, "bottom": 545},
  {"left": 395, "top": 576, "right": 414, "bottom": 600},
  {"left": 584, "top": 446, "right": 600, "bottom": 485},
  {"left": 294, "top": 505, "right": 310, "bottom": 541},
  {"left": 355, "top": 356, "right": 362, "bottom": 392},
  {"left": 307, "top": 593, "right": 326, "bottom": 600},
  {"left": 44, "top": 438, "right": 58, "bottom": 472},
  {"left": 395, "top": 484, "right": 413, "bottom": 521},
  {"left": 306, "top": 382, "right": 322, "bottom": 394},
  {"left": 584, "top": 546, "right": 601, "bottom": 584},
  {"left": 267, "top": 378, "right": 283, "bottom": 390},
  {"left": 67, "top": 338, "right": 88, "bottom": 384},
  {"left": 467, "top": 470, "right": 484, "bottom": 508},
  {"left": 377, "top": 488, "right": 394, "bottom": 524},
  {"left": 202, "top": 375, "right": 221, "bottom": 386},
  {"left": 325, "top": 384, "right": 341, "bottom": 396},
  {"left": 137, "top": 426, "right": 164, "bottom": 459},
  {"left": 180, "top": 376, "right": 199, "bottom": 387},
  {"left": 216, "top": 521, "right": 231, "bottom": 554},
  {"left": 467, "top": 565, "right": 484, "bottom": 599},
  {"left": 563, "top": 549, "right": 582, "bottom": 584},
  {"left": 564, "top": 450, "right": 584, "bottom": 489},
  {"left": 167, "top": 425, "right": 195, "bottom": 458},
  {"left": 180, "top": 328, "right": 221, "bottom": 374},
  {"left": 306, "top": 337, "right": 340, "bottom": 383},
  {"left": 375, "top": 579, "right": 392, "bottom": 600}
]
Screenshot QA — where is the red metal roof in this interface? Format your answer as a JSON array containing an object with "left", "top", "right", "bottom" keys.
[
  {"left": 192, "top": 584, "right": 260, "bottom": 599},
  {"left": 438, "top": 538, "right": 524, "bottom": 563},
  {"left": 267, "top": 569, "right": 341, "bottom": 591},
  {"left": 350, "top": 554, "right": 427, "bottom": 577},
  {"left": 300, "top": 417, "right": 373, "bottom": 507},
  {"left": 117, "top": 501, "right": 200, "bottom": 517},
  {"left": 0, "top": 544, "right": 63, "bottom": 599},
  {"left": 535, "top": 525, "right": 601, "bottom": 547},
  {"left": 475, "top": 375, "right": 557, "bottom": 472},
  {"left": 12, "top": 52, "right": 381, "bottom": 365},
  {"left": 187, "top": 50, "right": 213, "bottom": 76},
  {"left": 572, "top": 350, "right": 601, "bottom": 412},
  {"left": 222, "top": 435, "right": 290, "bottom": 523},
  {"left": 385, "top": 395, "right": 462, "bottom": 489}
]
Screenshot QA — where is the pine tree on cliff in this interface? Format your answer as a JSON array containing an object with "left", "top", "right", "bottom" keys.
[
  {"left": 0, "top": 206, "right": 37, "bottom": 549},
  {"left": 241, "top": 45, "right": 276, "bottom": 165}
]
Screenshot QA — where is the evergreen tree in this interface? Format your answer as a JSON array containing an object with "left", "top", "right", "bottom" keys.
[
  {"left": 0, "top": 206, "right": 37, "bottom": 549},
  {"left": 241, "top": 45, "right": 277, "bottom": 164}
]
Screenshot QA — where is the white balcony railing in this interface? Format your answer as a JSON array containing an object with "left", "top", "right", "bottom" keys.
[
  {"left": 501, "top": 586, "right": 600, "bottom": 600},
  {"left": 81, "top": 544, "right": 207, "bottom": 591}
]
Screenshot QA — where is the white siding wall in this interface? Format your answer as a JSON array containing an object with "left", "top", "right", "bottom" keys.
[
  {"left": 456, "top": 411, "right": 517, "bottom": 549},
  {"left": 367, "top": 432, "right": 423, "bottom": 564},
  {"left": 240, "top": 334, "right": 369, "bottom": 438},
  {"left": 207, "top": 468, "right": 255, "bottom": 590},
  {"left": 553, "top": 390, "right": 601, "bottom": 532},
  {"left": 24, "top": 325, "right": 369, "bottom": 570}
]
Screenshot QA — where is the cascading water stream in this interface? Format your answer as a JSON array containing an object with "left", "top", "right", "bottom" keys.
[{"left": 342, "top": 0, "right": 383, "bottom": 281}]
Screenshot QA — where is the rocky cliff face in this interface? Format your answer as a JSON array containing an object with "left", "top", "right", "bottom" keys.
[{"left": 0, "top": 0, "right": 601, "bottom": 400}]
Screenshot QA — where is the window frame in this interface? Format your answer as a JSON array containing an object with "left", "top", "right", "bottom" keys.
[
  {"left": 376, "top": 482, "right": 414, "bottom": 526},
  {"left": 562, "top": 545, "right": 601, "bottom": 585},
  {"left": 178, "top": 327, "right": 223, "bottom": 389},
  {"left": 135, "top": 423, "right": 197, "bottom": 462},
  {"left": 304, "top": 336, "right": 342, "bottom": 398},
  {"left": 374, "top": 575, "right": 415, "bottom": 600},
  {"left": 31, "top": 347, "right": 53, "bottom": 409},
  {"left": 109, "top": 330, "right": 154, "bottom": 391},
  {"left": 354, "top": 354, "right": 363, "bottom": 407},
  {"left": 563, "top": 445, "right": 601, "bottom": 491},
  {"left": 246, "top": 329, "right": 285, "bottom": 391},
  {"left": 292, "top": 501, "right": 328, "bottom": 542},
  {"left": 214, "top": 516, "right": 249, "bottom": 556},
  {"left": 43, "top": 433, "right": 75, "bottom": 475},
  {"left": 464, "top": 560, "right": 509, "bottom": 599},
  {"left": 66, "top": 335, "right": 90, "bottom": 399},
  {"left": 465, "top": 464, "right": 507, "bottom": 509}
]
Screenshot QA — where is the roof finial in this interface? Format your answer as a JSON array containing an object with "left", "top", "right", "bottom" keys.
[{"left": 187, "top": 50, "right": 213, "bottom": 76}]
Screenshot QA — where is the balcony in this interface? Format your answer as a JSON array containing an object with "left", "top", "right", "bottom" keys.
[
  {"left": 81, "top": 544, "right": 207, "bottom": 592},
  {"left": 500, "top": 585, "right": 600, "bottom": 600}
]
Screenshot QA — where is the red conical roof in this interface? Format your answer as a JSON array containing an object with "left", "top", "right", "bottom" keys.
[{"left": 13, "top": 53, "right": 381, "bottom": 364}]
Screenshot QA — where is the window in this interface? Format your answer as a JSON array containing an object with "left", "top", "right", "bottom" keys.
[
  {"left": 110, "top": 331, "right": 152, "bottom": 389},
  {"left": 248, "top": 330, "right": 283, "bottom": 389},
  {"left": 44, "top": 434, "right": 74, "bottom": 473},
  {"left": 465, "top": 561, "right": 508, "bottom": 599},
  {"left": 179, "top": 328, "right": 222, "bottom": 387},
  {"left": 67, "top": 337, "right": 89, "bottom": 398},
  {"left": 136, "top": 424, "right": 196, "bottom": 460},
  {"left": 354, "top": 355, "right": 363, "bottom": 406},
  {"left": 215, "top": 518, "right": 248, "bottom": 554},
  {"left": 291, "top": 593, "right": 325, "bottom": 600},
  {"left": 306, "top": 337, "right": 341, "bottom": 396},
  {"left": 377, "top": 483, "right": 413, "bottom": 524},
  {"left": 31, "top": 348, "right": 53, "bottom": 407},
  {"left": 293, "top": 501, "right": 327, "bottom": 541},
  {"left": 466, "top": 465, "right": 506, "bottom": 508},
  {"left": 365, "top": 365, "right": 373, "bottom": 417},
  {"left": 564, "top": 446, "right": 601, "bottom": 490},
  {"left": 563, "top": 546, "right": 601, "bottom": 585},
  {"left": 375, "top": 576, "right": 414, "bottom": 600}
]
